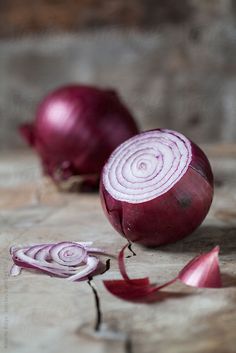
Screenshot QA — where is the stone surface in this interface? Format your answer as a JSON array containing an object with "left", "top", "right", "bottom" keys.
[{"left": 0, "top": 146, "right": 236, "bottom": 353}]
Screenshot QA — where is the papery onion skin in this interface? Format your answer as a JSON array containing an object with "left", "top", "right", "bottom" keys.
[
  {"left": 178, "top": 246, "right": 222, "bottom": 288},
  {"left": 100, "top": 129, "right": 214, "bottom": 247},
  {"left": 20, "top": 85, "right": 139, "bottom": 186},
  {"left": 103, "top": 244, "right": 221, "bottom": 303}
]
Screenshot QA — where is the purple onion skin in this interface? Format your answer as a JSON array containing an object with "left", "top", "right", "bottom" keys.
[
  {"left": 100, "top": 139, "right": 214, "bottom": 247},
  {"left": 20, "top": 85, "right": 139, "bottom": 185}
]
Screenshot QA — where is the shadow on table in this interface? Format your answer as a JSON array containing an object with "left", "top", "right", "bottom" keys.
[
  {"left": 136, "top": 291, "right": 193, "bottom": 304},
  {"left": 156, "top": 225, "right": 236, "bottom": 256},
  {"left": 221, "top": 273, "right": 236, "bottom": 288}
]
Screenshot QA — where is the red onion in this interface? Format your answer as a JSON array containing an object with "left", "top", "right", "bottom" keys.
[
  {"left": 20, "top": 85, "right": 139, "bottom": 188},
  {"left": 10, "top": 241, "right": 113, "bottom": 281},
  {"left": 103, "top": 244, "right": 221, "bottom": 303},
  {"left": 100, "top": 129, "right": 214, "bottom": 246}
]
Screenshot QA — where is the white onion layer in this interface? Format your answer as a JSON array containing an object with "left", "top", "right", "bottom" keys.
[
  {"left": 10, "top": 241, "right": 112, "bottom": 281},
  {"left": 103, "top": 129, "right": 192, "bottom": 203}
]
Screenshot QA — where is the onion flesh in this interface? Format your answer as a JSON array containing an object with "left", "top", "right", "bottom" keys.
[
  {"left": 100, "top": 129, "right": 214, "bottom": 246},
  {"left": 10, "top": 241, "right": 113, "bottom": 281}
]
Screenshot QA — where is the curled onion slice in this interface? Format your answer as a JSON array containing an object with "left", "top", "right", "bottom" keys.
[{"left": 10, "top": 241, "right": 112, "bottom": 281}]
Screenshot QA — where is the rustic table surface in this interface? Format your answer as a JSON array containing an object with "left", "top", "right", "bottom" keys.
[{"left": 0, "top": 145, "right": 236, "bottom": 353}]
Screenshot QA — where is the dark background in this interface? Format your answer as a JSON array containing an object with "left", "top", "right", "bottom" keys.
[{"left": 0, "top": 0, "right": 236, "bottom": 149}]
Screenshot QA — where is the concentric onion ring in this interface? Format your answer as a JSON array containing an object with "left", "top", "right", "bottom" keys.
[
  {"left": 100, "top": 129, "right": 214, "bottom": 246},
  {"left": 103, "top": 129, "right": 192, "bottom": 203},
  {"left": 10, "top": 241, "right": 113, "bottom": 281}
]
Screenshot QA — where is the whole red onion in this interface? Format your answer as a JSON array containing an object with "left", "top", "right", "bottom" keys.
[
  {"left": 100, "top": 129, "right": 214, "bottom": 246},
  {"left": 20, "top": 85, "right": 139, "bottom": 188}
]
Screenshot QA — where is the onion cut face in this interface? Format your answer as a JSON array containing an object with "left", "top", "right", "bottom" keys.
[
  {"left": 10, "top": 241, "right": 113, "bottom": 281},
  {"left": 20, "top": 85, "right": 139, "bottom": 189},
  {"left": 103, "top": 244, "right": 222, "bottom": 303},
  {"left": 100, "top": 129, "right": 214, "bottom": 246}
]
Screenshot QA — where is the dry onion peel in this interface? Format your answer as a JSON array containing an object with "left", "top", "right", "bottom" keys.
[
  {"left": 103, "top": 244, "right": 222, "bottom": 303},
  {"left": 178, "top": 246, "right": 222, "bottom": 288},
  {"left": 10, "top": 241, "right": 114, "bottom": 281}
]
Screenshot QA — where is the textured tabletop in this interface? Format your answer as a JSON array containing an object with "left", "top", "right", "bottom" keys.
[{"left": 0, "top": 146, "right": 236, "bottom": 353}]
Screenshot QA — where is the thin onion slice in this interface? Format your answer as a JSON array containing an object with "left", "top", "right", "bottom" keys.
[
  {"left": 67, "top": 256, "right": 99, "bottom": 281},
  {"left": 10, "top": 241, "right": 112, "bottom": 281},
  {"left": 103, "top": 244, "right": 222, "bottom": 303}
]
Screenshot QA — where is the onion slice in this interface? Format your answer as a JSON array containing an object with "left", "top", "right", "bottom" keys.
[
  {"left": 67, "top": 256, "right": 99, "bottom": 282},
  {"left": 103, "top": 244, "right": 222, "bottom": 303},
  {"left": 10, "top": 241, "right": 113, "bottom": 281}
]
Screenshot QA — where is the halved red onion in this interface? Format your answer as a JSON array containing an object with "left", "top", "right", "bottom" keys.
[
  {"left": 103, "top": 244, "right": 222, "bottom": 303},
  {"left": 100, "top": 129, "right": 214, "bottom": 246},
  {"left": 20, "top": 85, "right": 139, "bottom": 189},
  {"left": 10, "top": 241, "right": 113, "bottom": 281}
]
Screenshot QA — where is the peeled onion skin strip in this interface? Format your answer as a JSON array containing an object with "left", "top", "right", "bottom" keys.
[
  {"left": 10, "top": 241, "right": 113, "bottom": 282},
  {"left": 103, "top": 244, "right": 222, "bottom": 303},
  {"left": 178, "top": 246, "right": 222, "bottom": 288},
  {"left": 103, "top": 280, "right": 178, "bottom": 303},
  {"left": 118, "top": 244, "right": 132, "bottom": 282},
  {"left": 100, "top": 129, "right": 214, "bottom": 247}
]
